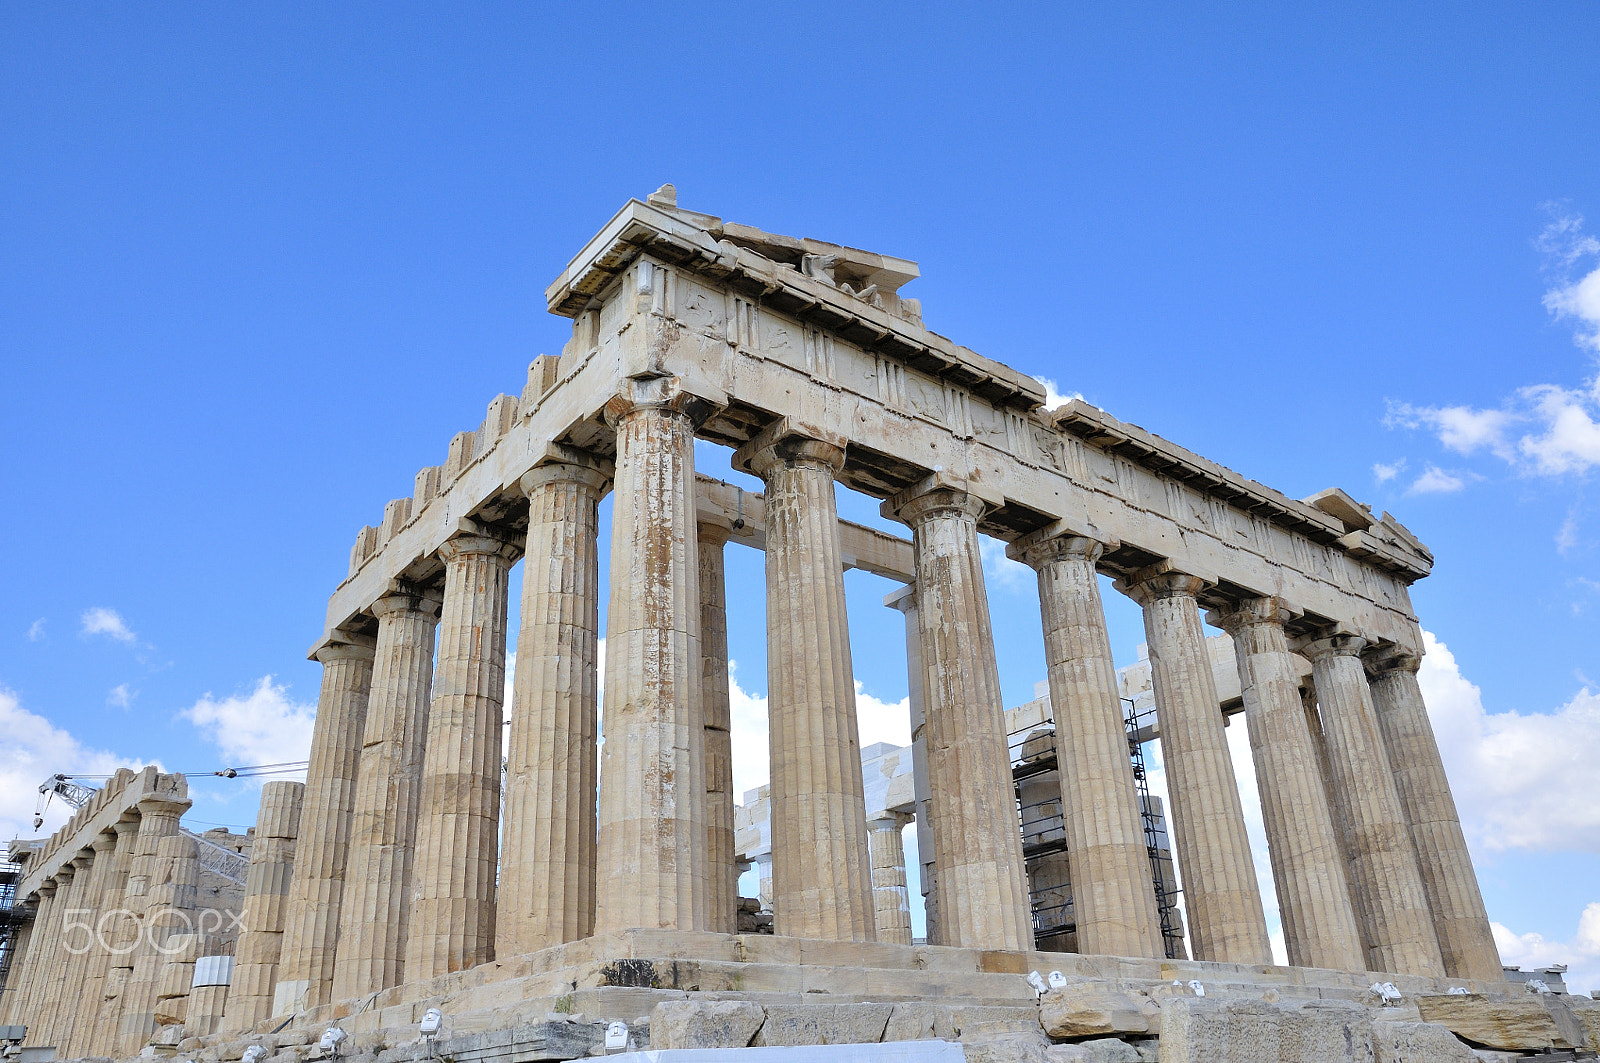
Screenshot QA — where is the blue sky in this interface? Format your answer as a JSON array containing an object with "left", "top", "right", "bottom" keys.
[{"left": 3, "top": 5, "right": 1597, "bottom": 991}]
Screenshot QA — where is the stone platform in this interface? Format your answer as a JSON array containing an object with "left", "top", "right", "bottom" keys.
[{"left": 147, "top": 932, "right": 1600, "bottom": 1063}]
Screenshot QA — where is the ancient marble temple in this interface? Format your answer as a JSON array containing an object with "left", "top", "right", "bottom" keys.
[{"left": 7, "top": 188, "right": 1576, "bottom": 1063}]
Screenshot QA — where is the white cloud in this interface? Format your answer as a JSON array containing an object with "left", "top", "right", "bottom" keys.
[
  {"left": 1408, "top": 465, "right": 1467, "bottom": 495},
  {"left": 1493, "top": 903, "right": 1600, "bottom": 999},
  {"left": 1031, "top": 376, "right": 1081, "bottom": 412},
  {"left": 980, "top": 535, "right": 1035, "bottom": 594},
  {"left": 81, "top": 607, "right": 136, "bottom": 643},
  {"left": 1420, "top": 631, "right": 1600, "bottom": 855},
  {"left": 107, "top": 683, "right": 133, "bottom": 709},
  {"left": 25, "top": 619, "right": 45, "bottom": 642},
  {"left": 1389, "top": 211, "right": 1600, "bottom": 478},
  {"left": 1372, "top": 460, "right": 1406, "bottom": 484},
  {"left": 1558, "top": 510, "right": 1580, "bottom": 555},
  {"left": 179, "top": 677, "right": 316, "bottom": 775},
  {"left": 0, "top": 686, "right": 146, "bottom": 841}
]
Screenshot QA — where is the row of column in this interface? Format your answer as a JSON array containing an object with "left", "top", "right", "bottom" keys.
[{"left": 274, "top": 374, "right": 1498, "bottom": 1023}]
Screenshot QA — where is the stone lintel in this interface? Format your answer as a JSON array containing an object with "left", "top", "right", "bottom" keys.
[{"left": 19, "top": 767, "right": 188, "bottom": 902}]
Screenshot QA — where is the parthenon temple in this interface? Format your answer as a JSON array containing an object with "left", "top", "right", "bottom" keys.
[{"left": 5, "top": 187, "right": 1597, "bottom": 1062}]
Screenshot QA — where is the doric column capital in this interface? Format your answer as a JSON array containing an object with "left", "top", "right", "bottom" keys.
[
  {"left": 1209, "top": 596, "right": 1297, "bottom": 636},
  {"left": 1117, "top": 563, "right": 1211, "bottom": 605},
  {"left": 135, "top": 795, "right": 189, "bottom": 821},
  {"left": 868, "top": 810, "right": 914, "bottom": 831},
  {"left": 520, "top": 455, "right": 613, "bottom": 497},
  {"left": 70, "top": 848, "right": 95, "bottom": 871},
  {"left": 313, "top": 640, "right": 376, "bottom": 666},
  {"left": 602, "top": 375, "right": 720, "bottom": 429},
  {"left": 1300, "top": 633, "right": 1369, "bottom": 663},
  {"left": 883, "top": 583, "right": 917, "bottom": 616},
  {"left": 731, "top": 417, "right": 848, "bottom": 480},
  {"left": 1364, "top": 649, "right": 1422, "bottom": 679},
  {"left": 1007, "top": 527, "right": 1105, "bottom": 570},
  {"left": 882, "top": 475, "right": 988, "bottom": 528},
  {"left": 696, "top": 521, "right": 734, "bottom": 548},
  {"left": 92, "top": 829, "right": 118, "bottom": 856},
  {"left": 369, "top": 581, "right": 444, "bottom": 621},
  {"left": 436, "top": 533, "right": 519, "bottom": 566}
]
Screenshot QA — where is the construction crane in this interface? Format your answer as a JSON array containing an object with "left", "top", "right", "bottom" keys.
[
  {"left": 29, "top": 772, "right": 249, "bottom": 885},
  {"left": 32, "top": 774, "right": 98, "bottom": 831}
]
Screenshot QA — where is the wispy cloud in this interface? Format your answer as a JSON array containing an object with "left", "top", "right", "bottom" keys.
[
  {"left": 1031, "top": 376, "right": 1081, "bottom": 412},
  {"left": 180, "top": 676, "right": 316, "bottom": 773},
  {"left": 25, "top": 619, "right": 46, "bottom": 642},
  {"left": 1390, "top": 209, "right": 1600, "bottom": 478},
  {"left": 1559, "top": 509, "right": 1581, "bottom": 555},
  {"left": 1372, "top": 459, "right": 1407, "bottom": 484},
  {"left": 1408, "top": 465, "right": 1467, "bottom": 495},
  {"left": 81, "top": 607, "right": 136, "bottom": 643},
  {"left": 107, "top": 683, "right": 134, "bottom": 709},
  {"left": 980, "top": 535, "right": 1036, "bottom": 594}
]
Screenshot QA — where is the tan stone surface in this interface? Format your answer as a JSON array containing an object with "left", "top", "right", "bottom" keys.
[
  {"left": 153, "top": 933, "right": 202, "bottom": 1026},
  {"left": 54, "top": 830, "right": 119, "bottom": 1056},
  {"left": 120, "top": 826, "right": 199, "bottom": 1054},
  {"left": 752, "top": 1002, "right": 895, "bottom": 1045},
  {"left": 499, "top": 461, "right": 608, "bottom": 956},
  {"left": 868, "top": 812, "right": 915, "bottom": 946},
  {"left": 738, "top": 426, "right": 875, "bottom": 942},
  {"left": 1306, "top": 636, "right": 1445, "bottom": 978},
  {"left": 1413, "top": 994, "right": 1560, "bottom": 1051},
  {"left": 1366, "top": 651, "right": 1502, "bottom": 982},
  {"left": 649, "top": 999, "right": 764, "bottom": 1049},
  {"left": 331, "top": 584, "right": 440, "bottom": 1000},
  {"left": 77, "top": 817, "right": 138, "bottom": 1057},
  {"left": 887, "top": 481, "right": 1030, "bottom": 951},
  {"left": 593, "top": 380, "right": 711, "bottom": 933},
  {"left": 1038, "top": 986, "right": 1152, "bottom": 1039},
  {"left": 16, "top": 880, "right": 63, "bottom": 1036},
  {"left": 223, "top": 780, "right": 304, "bottom": 1032},
  {"left": 1012, "top": 532, "right": 1163, "bottom": 961},
  {"left": 275, "top": 640, "right": 373, "bottom": 1014},
  {"left": 185, "top": 981, "right": 229, "bottom": 1038},
  {"left": 1156, "top": 997, "right": 1375, "bottom": 1062},
  {"left": 697, "top": 525, "right": 738, "bottom": 936},
  {"left": 406, "top": 532, "right": 518, "bottom": 980},
  {"left": 34, "top": 857, "right": 85, "bottom": 1048},
  {"left": 1122, "top": 569, "right": 1269, "bottom": 964},
  {"left": 1214, "top": 599, "right": 1365, "bottom": 973},
  {"left": 1370, "top": 1019, "right": 1477, "bottom": 1063}
]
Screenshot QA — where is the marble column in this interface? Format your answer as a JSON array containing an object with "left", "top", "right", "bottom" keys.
[
  {"left": 57, "top": 832, "right": 118, "bottom": 1056},
  {"left": 119, "top": 829, "right": 199, "bottom": 1054},
  {"left": 82, "top": 816, "right": 139, "bottom": 1057},
  {"left": 1011, "top": 532, "right": 1164, "bottom": 960},
  {"left": 15, "top": 880, "right": 61, "bottom": 1037},
  {"left": 885, "top": 481, "right": 1031, "bottom": 951},
  {"left": 406, "top": 533, "right": 518, "bottom": 980},
  {"left": 699, "top": 524, "right": 738, "bottom": 935},
  {"left": 223, "top": 781, "right": 304, "bottom": 1032},
  {"left": 868, "top": 813, "right": 915, "bottom": 945},
  {"left": 1212, "top": 600, "right": 1364, "bottom": 972},
  {"left": 593, "top": 380, "right": 711, "bottom": 933},
  {"left": 274, "top": 639, "right": 374, "bottom": 1015},
  {"left": 1305, "top": 635, "right": 1445, "bottom": 977},
  {"left": 1121, "top": 569, "right": 1270, "bottom": 964},
  {"left": 0, "top": 909, "right": 34, "bottom": 1025},
  {"left": 331, "top": 583, "right": 440, "bottom": 1000},
  {"left": 886, "top": 585, "right": 939, "bottom": 945},
  {"left": 104, "top": 791, "right": 187, "bottom": 1054},
  {"left": 1366, "top": 650, "right": 1503, "bottom": 981},
  {"left": 153, "top": 933, "right": 200, "bottom": 1028},
  {"left": 499, "top": 461, "right": 608, "bottom": 957},
  {"left": 737, "top": 430, "right": 875, "bottom": 942},
  {"left": 36, "top": 858, "right": 87, "bottom": 1047}
]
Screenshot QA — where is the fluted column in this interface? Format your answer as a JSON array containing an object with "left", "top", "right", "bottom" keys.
[
  {"left": 736, "top": 429, "right": 875, "bottom": 942},
  {"left": 1213, "top": 600, "right": 1364, "bottom": 972},
  {"left": 868, "top": 813, "right": 915, "bottom": 945},
  {"left": 885, "top": 481, "right": 1030, "bottom": 951},
  {"left": 594, "top": 379, "right": 712, "bottom": 933},
  {"left": 35, "top": 859, "right": 85, "bottom": 1047},
  {"left": 886, "top": 585, "right": 939, "bottom": 944},
  {"left": 104, "top": 790, "right": 188, "bottom": 1054},
  {"left": 1367, "top": 650, "right": 1502, "bottom": 981},
  {"left": 274, "top": 639, "right": 374, "bottom": 1015},
  {"left": 0, "top": 908, "right": 35, "bottom": 1025},
  {"left": 119, "top": 830, "right": 198, "bottom": 1054},
  {"left": 223, "top": 781, "right": 304, "bottom": 1032},
  {"left": 1305, "top": 635, "right": 1444, "bottom": 977},
  {"left": 331, "top": 584, "right": 440, "bottom": 1000},
  {"left": 1011, "top": 531, "right": 1164, "bottom": 960},
  {"left": 1121, "top": 569, "right": 1270, "bottom": 964},
  {"left": 499, "top": 461, "right": 608, "bottom": 956},
  {"left": 699, "top": 524, "right": 738, "bottom": 935},
  {"left": 14, "top": 880, "right": 61, "bottom": 1037},
  {"left": 82, "top": 816, "right": 139, "bottom": 1056},
  {"left": 406, "top": 533, "right": 518, "bottom": 980},
  {"left": 57, "top": 832, "right": 118, "bottom": 1055}
]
